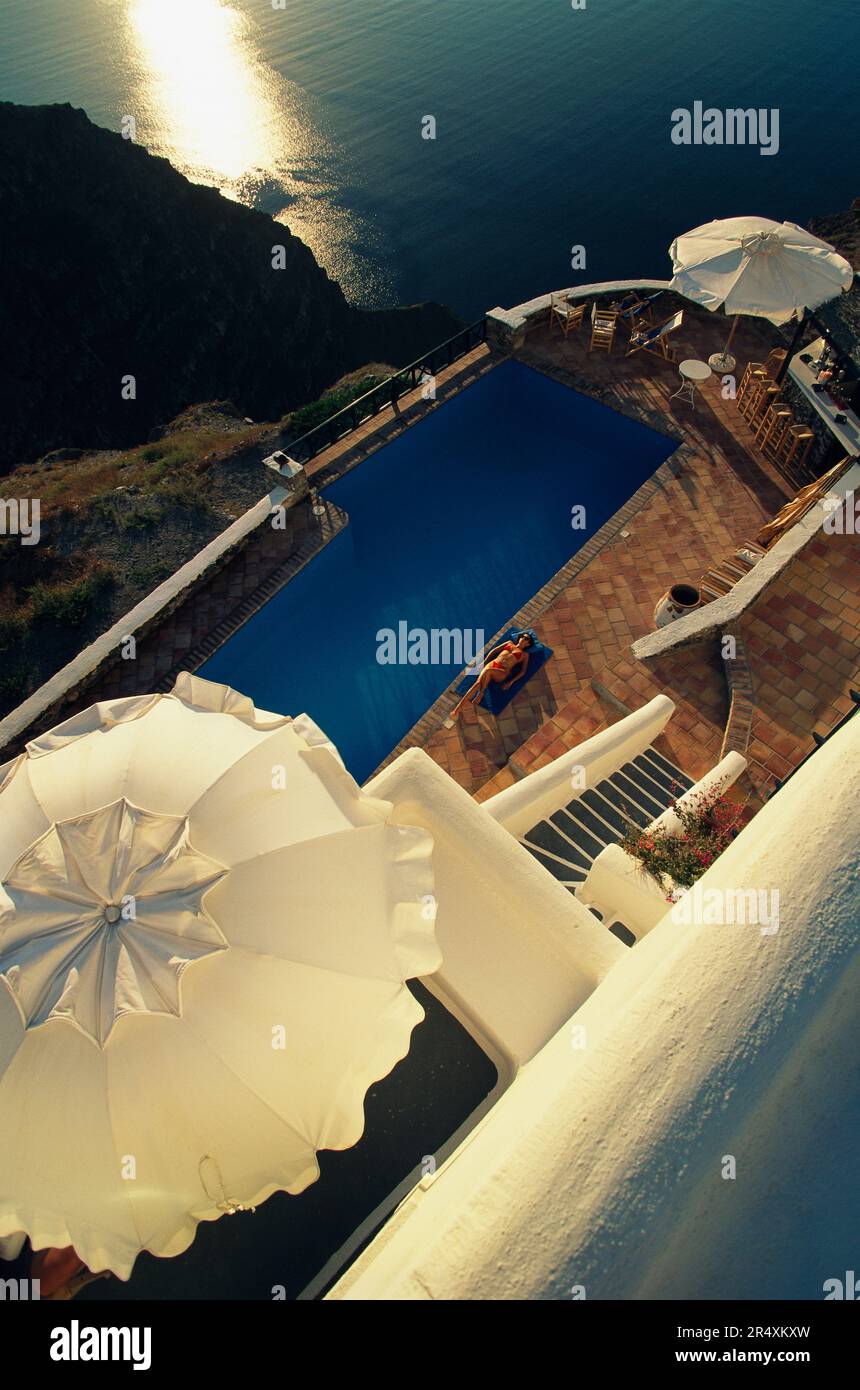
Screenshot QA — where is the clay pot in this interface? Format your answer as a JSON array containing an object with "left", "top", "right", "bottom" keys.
[{"left": 654, "top": 583, "right": 701, "bottom": 629}]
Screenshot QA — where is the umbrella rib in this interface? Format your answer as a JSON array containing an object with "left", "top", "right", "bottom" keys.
[
  {"left": 228, "top": 942, "right": 410, "bottom": 987},
  {"left": 101, "top": 1045, "right": 147, "bottom": 1254},
  {"left": 121, "top": 914, "right": 228, "bottom": 953},
  {"left": 168, "top": 1004, "right": 323, "bottom": 1159},
  {"left": 114, "top": 917, "right": 224, "bottom": 1016},
  {"left": 8, "top": 916, "right": 105, "bottom": 1029}
]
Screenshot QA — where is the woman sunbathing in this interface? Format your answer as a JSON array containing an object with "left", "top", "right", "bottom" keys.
[{"left": 451, "top": 632, "right": 534, "bottom": 719}]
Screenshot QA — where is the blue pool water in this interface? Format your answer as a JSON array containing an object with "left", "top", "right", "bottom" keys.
[{"left": 200, "top": 361, "right": 675, "bottom": 781}]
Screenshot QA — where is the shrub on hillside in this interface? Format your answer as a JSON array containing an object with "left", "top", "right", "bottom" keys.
[{"left": 29, "top": 568, "right": 115, "bottom": 627}]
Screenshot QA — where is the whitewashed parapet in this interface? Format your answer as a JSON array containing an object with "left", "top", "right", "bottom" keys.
[
  {"left": 366, "top": 745, "right": 624, "bottom": 1067},
  {"left": 649, "top": 750, "right": 747, "bottom": 835},
  {"left": 482, "top": 694, "right": 675, "bottom": 838},
  {"left": 0, "top": 482, "right": 293, "bottom": 755},
  {"left": 631, "top": 459, "right": 860, "bottom": 662},
  {"left": 486, "top": 279, "right": 672, "bottom": 349}
]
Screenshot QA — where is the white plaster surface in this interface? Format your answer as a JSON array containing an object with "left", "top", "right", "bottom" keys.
[
  {"left": 366, "top": 748, "right": 624, "bottom": 1067},
  {"left": 330, "top": 712, "right": 860, "bottom": 1300},
  {"left": 482, "top": 695, "right": 675, "bottom": 837}
]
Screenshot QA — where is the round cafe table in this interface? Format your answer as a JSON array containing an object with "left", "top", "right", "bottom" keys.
[{"left": 670, "top": 358, "right": 712, "bottom": 408}]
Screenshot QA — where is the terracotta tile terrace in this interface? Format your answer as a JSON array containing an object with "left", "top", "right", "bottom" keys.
[
  {"left": 14, "top": 303, "right": 859, "bottom": 811},
  {"left": 381, "top": 304, "right": 860, "bottom": 808}
]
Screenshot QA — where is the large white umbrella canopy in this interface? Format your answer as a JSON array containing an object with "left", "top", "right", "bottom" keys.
[
  {"left": 0, "top": 674, "right": 439, "bottom": 1278},
  {"left": 669, "top": 216, "right": 853, "bottom": 325}
]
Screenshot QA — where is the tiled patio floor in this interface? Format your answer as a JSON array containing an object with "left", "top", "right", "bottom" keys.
[
  {"left": 12, "top": 308, "right": 858, "bottom": 811},
  {"left": 393, "top": 308, "right": 859, "bottom": 807}
]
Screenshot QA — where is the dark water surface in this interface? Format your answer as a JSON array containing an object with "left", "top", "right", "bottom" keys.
[{"left": 1, "top": 0, "right": 857, "bottom": 316}]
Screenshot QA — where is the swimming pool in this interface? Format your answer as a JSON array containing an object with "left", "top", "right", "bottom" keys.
[{"left": 200, "top": 361, "right": 675, "bottom": 782}]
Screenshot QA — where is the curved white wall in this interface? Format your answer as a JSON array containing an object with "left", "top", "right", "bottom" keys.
[{"left": 577, "top": 750, "right": 749, "bottom": 939}]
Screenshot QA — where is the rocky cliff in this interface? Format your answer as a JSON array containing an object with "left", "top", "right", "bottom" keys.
[{"left": 0, "top": 103, "right": 462, "bottom": 471}]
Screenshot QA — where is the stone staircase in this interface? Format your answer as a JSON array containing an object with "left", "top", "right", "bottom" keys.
[{"left": 518, "top": 745, "right": 694, "bottom": 944}]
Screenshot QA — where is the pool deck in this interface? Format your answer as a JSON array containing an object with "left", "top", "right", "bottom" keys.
[
  {"left": 376, "top": 308, "right": 860, "bottom": 806},
  {"left": 15, "top": 308, "right": 859, "bottom": 809}
]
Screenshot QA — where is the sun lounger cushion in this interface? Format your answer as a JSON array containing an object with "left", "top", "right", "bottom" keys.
[
  {"left": 632, "top": 310, "right": 683, "bottom": 345},
  {"left": 455, "top": 627, "right": 554, "bottom": 713}
]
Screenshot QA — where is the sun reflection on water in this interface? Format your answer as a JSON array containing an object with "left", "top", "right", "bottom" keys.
[{"left": 124, "top": 0, "right": 390, "bottom": 303}]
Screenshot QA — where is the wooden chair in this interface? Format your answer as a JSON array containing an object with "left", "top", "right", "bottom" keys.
[
  {"left": 699, "top": 541, "right": 767, "bottom": 603},
  {"left": 733, "top": 541, "right": 767, "bottom": 567},
  {"left": 763, "top": 347, "right": 788, "bottom": 378},
  {"left": 753, "top": 400, "right": 788, "bottom": 445},
  {"left": 762, "top": 406, "right": 794, "bottom": 463},
  {"left": 780, "top": 426, "right": 815, "bottom": 482},
  {"left": 755, "top": 403, "right": 793, "bottom": 457},
  {"left": 589, "top": 304, "right": 618, "bottom": 353},
  {"left": 740, "top": 378, "right": 780, "bottom": 425},
  {"left": 550, "top": 295, "right": 586, "bottom": 337},
  {"left": 737, "top": 363, "right": 768, "bottom": 408},
  {"left": 626, "top": 309, "right": 684, "bottom": 361}
]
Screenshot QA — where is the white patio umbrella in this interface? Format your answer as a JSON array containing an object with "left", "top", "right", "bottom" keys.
[
  {"left": 0, "top": 674, "right": 439, "bottom": 1279},
  {"left": 670, "top": 216, "right": 853, "bottom": 370}
]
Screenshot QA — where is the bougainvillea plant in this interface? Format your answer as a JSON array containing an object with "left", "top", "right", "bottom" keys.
[{"left": 620, "top": 786, "right": 746, "bottom": 894}]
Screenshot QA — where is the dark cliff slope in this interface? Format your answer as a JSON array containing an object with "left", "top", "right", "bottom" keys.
[{"left": 0, "top": 103, "right": 462, "bottom": 470}]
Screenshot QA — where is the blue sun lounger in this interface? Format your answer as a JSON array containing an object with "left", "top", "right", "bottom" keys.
[
  {"left": 626, "top": 309, "right": 684, "bottom": 361},
  {"left": 455, "top": 628, "right": 554, "bottom": 714},
  {"left": 617, "top": 290, "right": 664, "bottom": 326}
]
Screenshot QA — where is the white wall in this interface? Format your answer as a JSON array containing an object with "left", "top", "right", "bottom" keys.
[
  {"left": 329, "top": 711, "right": 860, "bottom": 1300},
  {"left": 366, "top": 748, "right": 624, "bottom": 1070}
]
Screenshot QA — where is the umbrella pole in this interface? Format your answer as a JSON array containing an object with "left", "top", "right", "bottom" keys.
[
  {"left": 776, "top": 311, "right": 808, "bottom": 383},
  {"left": 709, "top": 314, "right": 740, "bottom": 373}
]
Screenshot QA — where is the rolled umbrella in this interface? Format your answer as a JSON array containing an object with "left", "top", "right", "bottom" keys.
[{"left": 0, "top": 674, "right": 439, "bottom": 1279}]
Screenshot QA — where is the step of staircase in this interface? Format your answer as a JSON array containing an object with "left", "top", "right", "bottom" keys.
[{"left": 518, "top": 745, "right": 694, "bottom": 944}]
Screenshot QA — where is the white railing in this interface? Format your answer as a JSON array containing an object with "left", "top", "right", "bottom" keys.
[{"left": 482, "top": 694, "right": 676, "bottom": 838}]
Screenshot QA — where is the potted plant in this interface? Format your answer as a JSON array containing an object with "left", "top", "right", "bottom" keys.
[{"left": 620, "top": 786, "right": 745, "bottom": 900}]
